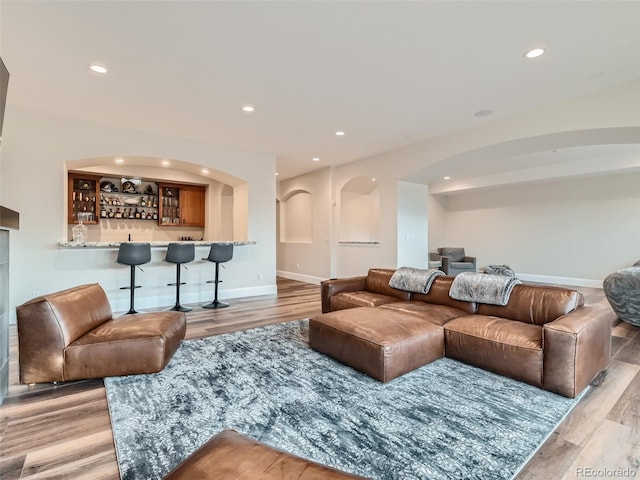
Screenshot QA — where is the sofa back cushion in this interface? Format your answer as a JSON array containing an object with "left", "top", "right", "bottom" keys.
[
  {"left": 410, "top": 276, "right": 477, "bottom": 314},
  {"left": 365, "top": 268, "right": 411, "bottom": 301},
  {"left": 438, "top": 247, "right": 465, "bottom": 262},
  {"left": 18, "top": 283, "right": 113, "bottom": 348},
  {"left": 477, "top": 284, "right": 584, "bottom": 325}
]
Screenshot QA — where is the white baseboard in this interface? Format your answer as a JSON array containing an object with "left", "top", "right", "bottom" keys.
[
  {"left": 109, "top": 284, "right": 278, "bottom": 315},
  {"left": 516, "top": 273, "right": 603, "bottom": 289},
  {"left": 8, "top": 284, "right": 279, "bottom": 324},
  {"left": 276, "top": 270, "right": 324, "bottom": 285}
]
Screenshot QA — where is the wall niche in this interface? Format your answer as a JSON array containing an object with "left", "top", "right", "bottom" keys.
[
  {"left": 339, "top": 176, "right": 380, "bottom": 243},
  {"left": 280, "top": 189, "right": 313, "bottom": 243}
]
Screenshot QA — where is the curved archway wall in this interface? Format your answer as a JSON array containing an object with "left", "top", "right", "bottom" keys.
[
  {"left": 276, "top": 168, "right": 332, "bottom": 283},
  {"left": 327, "top": 79, "right": 640, "bottom": 281},
  {"left": 0, "top": 107, "right": 277, "bottom": 321},
  {"left": 279, "top": 189, "right": 313, "bottom": 243},
  {"left": 67, "top": 156, "right": 242, "bottom": 243}
]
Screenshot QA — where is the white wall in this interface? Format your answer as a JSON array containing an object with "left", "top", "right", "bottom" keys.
[
  {"left": 327, "top": 80, "right": 640, "bottom": 280},
  {"left": 397, "top": 181, "right": 429, "bottom": 268},
  {"left": 277, "top": 168, "right": 332, "bottom": 283},
  {"left": 442, "top": 172, "right": 640, "bottom": 284},
  {"left": 1, "top": 107, "right": 277, "bottom": 320},
  {"left": 340, "top": 191, "right": 375, "bottom": 242}
]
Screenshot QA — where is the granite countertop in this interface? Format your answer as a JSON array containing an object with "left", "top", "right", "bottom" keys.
[{"left": 58, "top": 240, "right": 256, "bottom": 248}]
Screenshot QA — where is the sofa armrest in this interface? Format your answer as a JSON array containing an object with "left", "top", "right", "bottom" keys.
[
  {"left": 463, "top": 256, "right": 477, "bottom": 268},
  {"left": 320, "top": 276, "right": 366, "bottom": 313},
  {"left": 543, "top": 306, "right": 612, "bottom": 398},
  {"left": 429, "top": 252, "right": 441, "bottom": 262}
]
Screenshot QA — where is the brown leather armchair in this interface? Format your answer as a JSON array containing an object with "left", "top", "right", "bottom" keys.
[{"left": 16, "top": 283, "right": 186, "bottom": 384}]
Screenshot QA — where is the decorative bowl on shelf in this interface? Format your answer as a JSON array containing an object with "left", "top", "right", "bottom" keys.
[
  {"left": 121, "top": 181, "right": 137, "bottom": 193},
  {"left": 100, "top": 181, "right": 118, "bottom": 193}
]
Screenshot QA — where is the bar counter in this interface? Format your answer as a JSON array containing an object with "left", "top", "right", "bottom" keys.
[{"left": 58, "top": 240, "right": 256, "bottom": 248}]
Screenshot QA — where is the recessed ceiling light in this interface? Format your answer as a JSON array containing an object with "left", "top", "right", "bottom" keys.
[
  {"left": 524, "top": 48, "right": 545, "bottom": 59},
  {"left": 275, "top": 172, "right": 279, "bottom": 176},
  {"left": 443, "top": 176, "right": 451, "bottom": 180},
  {"left": 242, "top": 105, "right": 255, "bottom": 112},
  {"left": 114, "top": 157, "right": 124, "bottom": 164},
  {"left": 89, "top": 64, "right": 108, "bottom": 74},
  {"left": 201, "top": 168, "right": 209, "bottom": 174},
  {"left": 312, "top": 157, "right": 320, "bottom": 162},
  {"left": 161, "top": 160, "right": 170, "bottom": 167},
  {"left": 372, "top": 178, "right": 376, "bottom": 182},
  {"left": 335, "top": 131, "right": 345, "bottom": 136},
  {"left": 474, "top": 109, "right": 494, "bottom": 117}
]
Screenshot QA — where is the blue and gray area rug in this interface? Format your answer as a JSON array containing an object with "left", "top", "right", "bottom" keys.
[{"left": 104, "top": 320, "right": 581, "bottom": 480}]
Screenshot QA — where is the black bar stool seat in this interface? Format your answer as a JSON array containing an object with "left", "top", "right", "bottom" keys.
[
  {"left": 117, "top": 242, "right": 151, "bottom": 315},
  {"left": 202, "top": 243, "right": 233, "bottom": 309},
  {"left": 166, "top": 242, "right": 195, "bottom": 312}
]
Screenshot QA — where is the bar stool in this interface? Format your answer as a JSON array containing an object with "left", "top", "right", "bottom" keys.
[
  {"left": 117, "top": 242, "right": 151, "bottom": 314},
  {"left": 165, "top": 242, "right": 195, "bottom": 312},
  {"left": 202, "top": 243, "right": 233, "bottom": 309}
]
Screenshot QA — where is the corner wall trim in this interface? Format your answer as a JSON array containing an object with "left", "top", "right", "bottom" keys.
[
  {"left": 277, "top": 270, "right": 324, "bottom": 285},
  {"left": 516, "top": 273, "right": 602, "bottom": 289}
]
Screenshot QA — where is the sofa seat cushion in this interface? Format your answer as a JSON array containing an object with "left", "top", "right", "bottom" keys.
[
  {"left": 309, "top": 306, "right": 444, "bottom": 382},
  {"left": 450, "top": 262, "right": 474, "bottom": 270},
  {"left": 379, "top": 301, "right": 468, "bottom": 326},
  {"left": 330, "top": 291, "right": 403, "bottom": 311},
  {"left": 444, "top": 315, "right": 544, "bottom": 387},
  {"left": 64, "top": 311, "right": 186, "bottom": 381}
]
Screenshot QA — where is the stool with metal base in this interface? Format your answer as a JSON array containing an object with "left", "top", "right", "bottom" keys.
[
  {"left": 202, "top": 243, "right": 233, "bottom": 309},
  {"left": 117, "top": 242, "right": 151, "bottom": 315},
  {"left": 166, "top": 242, "right": 195, "bottom": 312}
]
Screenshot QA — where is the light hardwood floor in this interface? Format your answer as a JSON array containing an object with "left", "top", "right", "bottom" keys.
[{"left": 0, "top": 278, "right": 638, "bottom": 479}]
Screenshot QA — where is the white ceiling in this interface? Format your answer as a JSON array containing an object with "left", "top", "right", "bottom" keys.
[{"left": 1, "top": 0, "right": 639, "bottom": 181}]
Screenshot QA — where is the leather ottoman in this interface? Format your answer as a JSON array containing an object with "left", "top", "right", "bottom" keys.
[
  {"left": 309, "top": 306, "right": 444, "bottom": 382},
  {"left": 163, "top": 429, "right": 367, "bottom": 479}
]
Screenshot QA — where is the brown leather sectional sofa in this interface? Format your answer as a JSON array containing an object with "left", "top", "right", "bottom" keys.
[{"left": 311, "top": 268, "right": 612, "bottom": 398}]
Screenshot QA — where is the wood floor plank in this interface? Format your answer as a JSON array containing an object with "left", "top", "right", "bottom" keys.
[
  {"left": 561, "top": 419, "right": 640, "bottom": 480},
  {"left": 558, "top": 360, "right": 640, "bottom": 447},
  {"left": 513, "top": 433, "right": 582, "bottom": 480},
  {"left": 0, "top": 454, "right": 25, "bottom": 480},
  {"left": 607, "top": 370, "right": 640, "bottom": 432},
  {"left": 0, "top": 277, "right": 637, "bottom": 479},
  {"left": 20, "top": 430, "right": 118, "bottom": 480}
]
